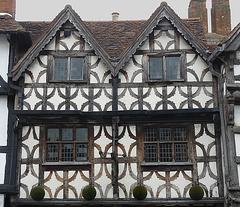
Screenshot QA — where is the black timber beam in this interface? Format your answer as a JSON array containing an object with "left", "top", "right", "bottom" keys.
[{"left": 15, "top": 108, "right": 219, "bottom": 125}]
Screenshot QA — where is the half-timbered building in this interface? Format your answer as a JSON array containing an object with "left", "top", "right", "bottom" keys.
[
  {"left": 2, "top": 1, "right": 232, "bottom": 207},
  {"left": 0, "top": 1, "right": 31, "bottom": 206},
  {"left": 209, "top": 23, "right": 240, "bottom": 207}
]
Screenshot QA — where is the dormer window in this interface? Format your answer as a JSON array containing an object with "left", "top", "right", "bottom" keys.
[
  {"left": 53, "top": 57, "right": 84, "bottom": 81},
  {"left": 147, "top": 54, "right": 184, "bottom": 82}
]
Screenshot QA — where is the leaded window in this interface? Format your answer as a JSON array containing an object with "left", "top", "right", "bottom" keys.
[
  {"left": 46, "top": 127, "right": 89, "bottom": 162},
  {"left": 53, "top": 57, "right": 84, "bottom": 81},
  {"left": 144, "top": 127, "right": 188, "bottom": 162},
  {"left": 149, "top": 56, "right": 181, "bottom": 80}
]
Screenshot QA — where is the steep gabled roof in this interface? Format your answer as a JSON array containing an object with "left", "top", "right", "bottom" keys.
[
  {"left": 112, "top": 1, "right": 208, "bottom": 76},
  {"left": 12, "top": 2, "right": 209, "bottom": 80},
  {"left": 11, "top": 5, "right": 115, "bottom": 81}
]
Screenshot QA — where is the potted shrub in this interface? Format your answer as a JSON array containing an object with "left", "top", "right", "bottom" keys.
[
  {"left": 82, "top": 185, "right": 96, "bottom": 201},
  {"left": 30, "top": 186, "right": 45, "bottom": 201},
  {"left": 133, "top": 185, "right": 147, "bottom": 200},
  {"left": 189, "top": 185, "right": 204, "bottom": 200}
]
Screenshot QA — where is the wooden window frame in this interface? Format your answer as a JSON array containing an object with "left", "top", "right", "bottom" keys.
[
  {"left": 146, "top": 52, "right": 185, "bottom": 83},
  {"left": 42, "top": 125, "right": 93, "bottom": 169},
  {"left": 140, "top": 124, "right": 194, "bottom": 169},
  {"left": 47, "top": 53, "right": 89, "bottom": 83}
]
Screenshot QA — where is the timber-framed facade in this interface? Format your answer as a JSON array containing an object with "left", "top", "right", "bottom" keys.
[{"left": 1, "top": 0, "right": 239, "bottom": 206}]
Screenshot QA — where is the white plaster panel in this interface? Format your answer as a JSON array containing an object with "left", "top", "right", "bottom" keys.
[
  {"left": 0, "top": 96, "right": 8, "bottom": 146},
  {"left": 121, "top": 56, "right": 143, "bottom": 83},
  {"left": 187, "top": 55, "right": 209, "bottom": 82},
  {"left": 234, "top": 105, "right": 240, "bottom": 126},
  {"left": 238, "top": 165, "right": 240, "bottom": 185},
  {"left": 138, "top": 38, "right": 149, "bottom": 50},
  {"left": 45, "top": 37, "right": 56, "bottom": 50},
  {"left": 118, "top": 163, "right": 137, "bottom": 198},
  {"left": 25, "top": 58, "right": 46, "bottom": 84},
  {"left": 94, "top": 126, "right": 112, "bottom": 159},
  {"left": 235, "top": 134, "right": 240, "bottom": 156},
  {"left": 23, "top": 88, "right": 43, "bottom": 110},
  {"left": 68, "top": 171, "right": 89, "bottom": 199},
  {"left": 90, "top": 57, "right": 110, "bottom": 84},
  {"left": 0, "top": 194, "right": 4, "bottom": 207},
  {"left": 44, "top": 171, "right": 64, "bottom": 199},
  {"left": 167, "top": 86, "right": 186, "bottom": 109},
  {"left": 143, "top": 87, "right": 159, "bottom": 110},
  {"left": 171, "top": 171, "right": 192, "bottom": 198},
  {"left": 143, "top": 171, "right": 165, "bottom": 198},
  {"left": 179, "top": 36, "right": 192, "bottom": 49},
  {"left": 196, "top": 131, "right": 215, "bottom": 155},
  {"left": 198, "top": 162, "right": 218, "bottom": 197},
  {"left": 0, "top": 34, "right": 9, "bottom": 81},
  {"left": 22, "top": 126, "right": 39, "bottom": 159},
  {"left": 193, "top": 87, "right": 213, "bottom": 108},
  {"left": 154, "top": 30, "right": 174, "bottom": 50},
  {"left": 234, "top": 65, "right": 240, "bottom": 76},
  {"left": 46, "top": 88, "right": 65, "bottom": 110},
  {"left": 118, "top": 88, "right": 137, "bottom": 110},
  {"left": 70, "top": 88, "right": 88, "bottom": 111},
  {"left": 20, "top": 164, "right": 39, "bottom": 198},
  {"left": 59, "top": 33, "right": 79, "bottom": 50},
  {"left": 94, "top": 164, "right": 112, "bottom": 198},
  {"left": 0, "top": 154, "right": 6, "bottom": 184},
  {"left": 118, "top": 126, "right": 136, "bottom": 157},
  {"left": 93, "top": 88, "right": 111, "bottom": 112},
  {"left": 85, "top": 40, "right": 92, "bottom": 50}
]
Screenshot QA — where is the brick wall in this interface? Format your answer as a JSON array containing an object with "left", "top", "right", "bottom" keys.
[
  {"left": 211, "top": 0, "right": 231, "bottom": 36},
  {"left": 188, "top": 0, "right": 208, "bottom": 34},
  {"left": 0, "top": 0, "right": 16, "bottom": 18}
]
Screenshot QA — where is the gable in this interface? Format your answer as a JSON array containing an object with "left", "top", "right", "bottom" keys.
[{"left": 11, "top": 5, "right": 114, "bottom": 81}]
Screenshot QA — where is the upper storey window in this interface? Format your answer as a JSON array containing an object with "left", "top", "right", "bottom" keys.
[
  {"left": 53, "top": 57, "right": 84, "bottom": 81},
  {"left": 149, "top": 55, "right": 182, "bottom": 81}
]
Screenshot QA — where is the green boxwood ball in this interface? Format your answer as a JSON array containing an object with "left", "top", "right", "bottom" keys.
[
  {"left": 133, "top": 185, "right": 147, "bottom": 200},
  {"left": 189, "top": 185, "right": 204, "bottom": 200},
  {"left": 30, "top": 186, "right": 45, "bottom": 201},
  {"left": 82, "top": 185, "right": 96, "bottom": 201}
]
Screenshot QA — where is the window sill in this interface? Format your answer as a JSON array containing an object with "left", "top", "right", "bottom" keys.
[
  {"left": 141, "top": 161, "right": 193, "bottom": 171},
  {"left": 48, "top": 80, "right": 87, "bottom": 84},
  {"left": 42, "top": 162, "right": 91, "bottom": 171},
  {"left": 146, "top": 79, "right": 185, "bottom": 84}
]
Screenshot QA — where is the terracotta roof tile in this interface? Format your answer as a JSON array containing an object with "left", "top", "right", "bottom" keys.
[
  {"left": 19, "top": 21, "right": 51, "bottom": 43},
  {"left": 0, "top": 15, "right": 25, "bottom": 32},
  {"left": 84, "top": 21, "right": 147, "bottom": 59}
]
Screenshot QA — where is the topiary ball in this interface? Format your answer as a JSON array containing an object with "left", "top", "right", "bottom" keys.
[
  {"left": 133, "top": 185, "right": 147, "bottom": 200},
  {"left": 82, "top": 185, "right": 96, "bottom": 201},
  {"left": 189, "top": 185, "right": 204, "bottom": 200},
  {"left": 30, "top": 186, "right": 45, "bottom": 201}
]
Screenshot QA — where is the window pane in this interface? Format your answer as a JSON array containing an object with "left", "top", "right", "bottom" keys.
[
  {"left": 144, "top": 128, "right": 157, "bottom": 141},
  {"left": 160, "top": 143, "right": 172, "bottom": 162},
  {"left": 62, "top": 128, "right": 73, "bottom": 141},
  {"left": 76, "top": 144, "right": 88, "bottom": 161},
  {"left": 70, "top": 58, "right": 84, "bottom": 80},
  {"left": 76, "top": 128, "right": 88, "bottom": 141},
  {"left": 47, "top": 144, "right": 59, "bottom": 161},
  {"left": 166, "top": 56, "right": 180, "bottom": 79},
  {"left": 145, "top": 144, "right": 158, "bottom": 162},
  {"left": 54, "top": 58, "right": 68, "bottom": 80},
  {"left": 47, "top": 128, "right": 59, "bottom": 141},
  {"left": 175, "top": 143, "right": 188, "bottom": 161},
  {"left": 61, "top": 144, "right": 74, "bottom": 162},
  {"left": 174, "top": 128, "right": 186, "bottom": 141},
  {"left": 159, "top": 128, "right": 171, "bottom": 141},
  {"left": 149, "top": 57, "right": 163, "bottom": 80}
]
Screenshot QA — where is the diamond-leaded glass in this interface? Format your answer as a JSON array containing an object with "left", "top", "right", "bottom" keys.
[
  {"left": 149, "top": 57, "right": 163, "bottom": 80},
  {"left": 54, "top": 58, "right": 68, "bottom": 80},
  {"left": 166, "top": 56, "right": 180, "bottom": 79},
  {"left": 70, "top": 58, "right": 84, "bottom": 80}
]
